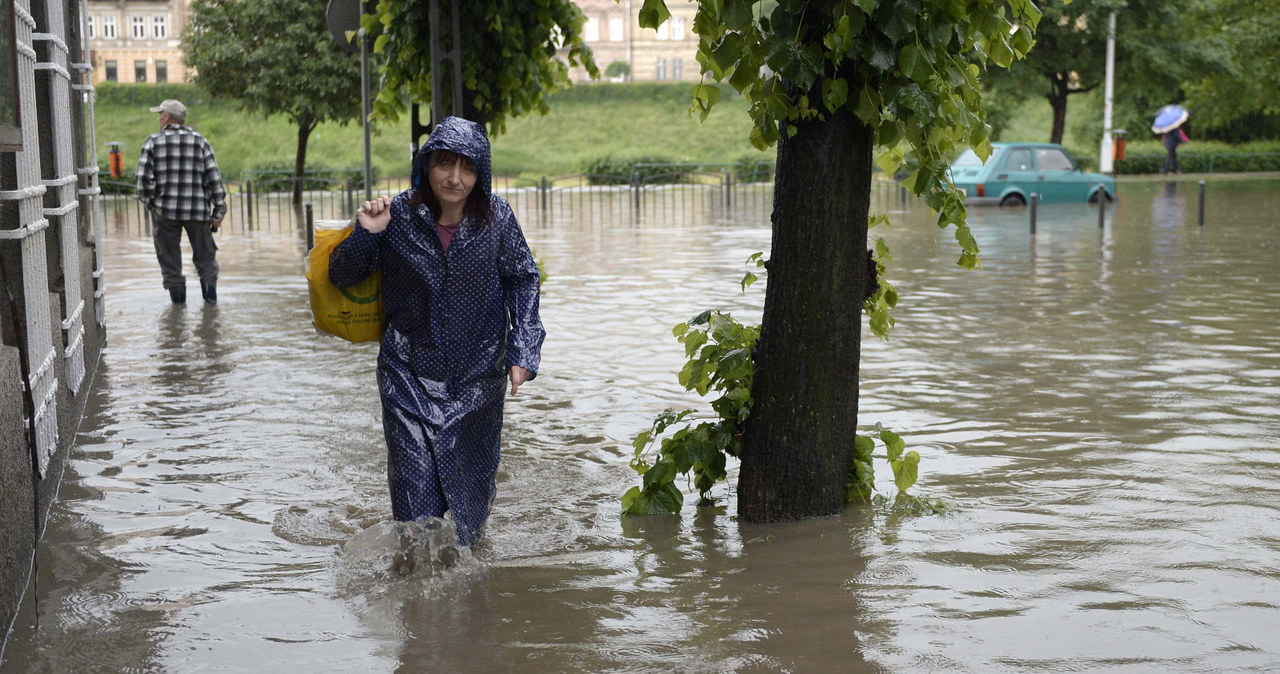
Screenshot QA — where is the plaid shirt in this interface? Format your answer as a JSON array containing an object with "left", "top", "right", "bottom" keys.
[{"left": 136, "top": 124, "right": 227, "bottom": 221}]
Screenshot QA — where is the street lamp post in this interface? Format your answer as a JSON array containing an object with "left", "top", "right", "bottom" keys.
[{"left": 1100, "top": 11, "right": 1117, "bottom": 174}]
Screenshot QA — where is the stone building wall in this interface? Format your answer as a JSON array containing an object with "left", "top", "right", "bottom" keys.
[{"left": 1, "top": 0, "right": 108, "bottom": 655}]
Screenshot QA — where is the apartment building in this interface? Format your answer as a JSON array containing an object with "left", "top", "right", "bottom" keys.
[
  {"left": 83, "top": 0, "right": 189, "bottom": 84},
  {"left": 571, "top": 0, "right": 700, "bottom": 82},
  {"left": 75, "top": 1, "right": 698, "bottom": 87}
]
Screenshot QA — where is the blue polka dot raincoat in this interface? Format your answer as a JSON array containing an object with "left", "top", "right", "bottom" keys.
[{"left": 329, "top": 117, "right": 544, "bottom": 545}]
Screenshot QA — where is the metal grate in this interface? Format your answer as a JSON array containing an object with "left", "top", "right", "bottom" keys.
[
  {"left": 33, "top": 0, "right": 85, "bottom": 396},
  {"left": 0, "top": 0, "right": 61, "bottom": 475}
]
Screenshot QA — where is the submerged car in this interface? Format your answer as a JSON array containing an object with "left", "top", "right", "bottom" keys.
[{"left": 949, "top": 142, "right": 1115, "bottom": 206}]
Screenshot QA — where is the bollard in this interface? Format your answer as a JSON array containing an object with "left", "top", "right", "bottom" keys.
[
  {"left": 1097, "top": 183, "right": 1106, "bottom": 229},
  {"left": 1198, "top": 180, "right": 1206, "bottom": 227},
  {"left": 540, "top": 175, "right": 548, "bottom": 211},
  {"left": 1029, "top": 193, "right": 1038, "bottom": 235},
  {"left": 305, "top": 202, "right": 314, "bottom": 250}
]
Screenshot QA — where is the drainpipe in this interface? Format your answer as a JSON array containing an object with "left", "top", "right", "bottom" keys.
[{"left": 625, "top": 0, "right": 633, "bottom": 81}]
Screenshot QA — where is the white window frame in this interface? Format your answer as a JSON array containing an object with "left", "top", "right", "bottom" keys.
[
  {"left": 584, "top": 17, "right": 599, "bottom": 42},
  {"left": 671, "top": 17, "right": 686, "bottom": 40},
  {"left": 130, "top": 15, "right": 146, "bottom": 40},
  {"left": 101, "top": 15, "right": 117, "bottom": 39},
  {"left": 672, "top": 57, "right": 683, "bottom": 79},
  {"left": 656, "top": 20, "right": 670, "bottom": 40},
  {"left": 608, "top": 17, "right": 623, "bottom": 42},
  {"left": 655, "top": 58, "right": 667, "bottom": 80},
  {"left": 86, "top": 15, "right": 96, "bottom": 38},
  {"left": 152, "top": 15, "right": 168, "bottom": 39}
]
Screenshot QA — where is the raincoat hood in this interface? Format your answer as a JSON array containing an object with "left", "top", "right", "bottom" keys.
[{"left": 412, "top": 116, "right": 492, "bottom": 203}]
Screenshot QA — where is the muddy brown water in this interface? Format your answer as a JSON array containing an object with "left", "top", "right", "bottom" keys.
[{"left": 3, "top": 178, "right": 1279, "bottom": 672}]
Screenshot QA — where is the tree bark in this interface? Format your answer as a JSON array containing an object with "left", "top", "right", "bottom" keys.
[
  {"left": 292, "top": 116, "right": 317, "bottom": 206},
  {"left": 737, "top": 104, "right": 874, "bottom": 523},
  {"left": 1048, "top": 73, "right": 1069, "bottom": 145}
]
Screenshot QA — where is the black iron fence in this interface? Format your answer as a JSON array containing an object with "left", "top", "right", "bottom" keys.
[{"left": 97, "top": 164, "right": 910, "bottom": 239}]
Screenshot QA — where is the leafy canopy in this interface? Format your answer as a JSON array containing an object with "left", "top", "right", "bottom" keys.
[
  {"left": 363, "top": 0, "right": 600, "bottom": 134},
  {"left": 641, "top": 0, "right": 1042, "bottom": 269}
]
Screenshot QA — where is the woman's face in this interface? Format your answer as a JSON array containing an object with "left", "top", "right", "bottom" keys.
[{"left": 428, "top": 152, "right": 478, "bottom": 216}]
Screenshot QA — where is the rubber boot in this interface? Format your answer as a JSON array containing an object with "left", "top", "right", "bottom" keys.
[
  {"left": 169, "top": 286, "right": 186, "bottom": 304},
  {"left": 201, "top": 279, "right": 217, "bottom": 304}
]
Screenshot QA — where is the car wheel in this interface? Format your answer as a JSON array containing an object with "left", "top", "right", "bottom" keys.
[{"left": 999, "top": 194, "right": 1027, "bottom": 207}]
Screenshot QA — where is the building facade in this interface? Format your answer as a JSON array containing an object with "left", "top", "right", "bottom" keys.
[
  {"left": 570, "top": 0, "right": 700, "bottom": 82},
  {"left": 83, "top": 0, "right": 188, "bottom": 84}
]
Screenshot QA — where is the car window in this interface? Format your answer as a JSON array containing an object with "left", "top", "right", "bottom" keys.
[
  {"left": 1003, "top": 148, "right": 1032, "bottom": 171},
  {"left": 1036, "top": 148, "right": 1076, "bottom": 171}
]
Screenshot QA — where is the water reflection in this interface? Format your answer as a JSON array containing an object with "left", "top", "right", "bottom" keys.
[{"left": 5, "top": 180, "right": 1280, "bottom": 673}]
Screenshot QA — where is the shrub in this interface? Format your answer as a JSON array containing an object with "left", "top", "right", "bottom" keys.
[
  {"left": 241, "top": 160, "right": 370, "bottom": 193},
  {"left": 582, "top": 155, "right": 689, "bottom": 185}
]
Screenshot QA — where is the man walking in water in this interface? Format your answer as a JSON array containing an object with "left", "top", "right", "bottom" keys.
[{"left": 136, "top": 99, "right": 226, "bottom": 304}]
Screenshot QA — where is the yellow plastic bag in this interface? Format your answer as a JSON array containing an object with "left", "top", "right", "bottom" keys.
[{"left": 306, "top": 225, "right": 382, "bottom": 342}]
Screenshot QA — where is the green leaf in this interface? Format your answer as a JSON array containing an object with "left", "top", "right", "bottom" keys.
[
  {"left": 854, "top": 87, "right": 882, "bottom": 126},
  {"left": 673, "top": 322, "right": 689, "bottom": 337},
  {"left": 741, "top": 271, "right": 758, "bottom": 291},
  {"left": 854, "top": 434, "right": 875, "bottom": 463},
  {"left": 823, "top": 77, "right": 849, "bottom": 112},
  {"left": 632, "top": 429, "right": 653, "bottom": 455},
  {"left": 899, "top": 44, "right": 931, "bottom": 84},
  {"left": 1010, "top": 25, "right": 1034, "bottom": 57},
  {"left": 638, "top": 0, "right": 672, "bottom": 29},
  {"left": 891, "top": 451, "right": 920, "bottom": 492},
  {"left": 722, "top": 0, "right": 754, "bottom": 31},
  {"left": 882, "top": 430, "right": 905, "bottom": 462}
]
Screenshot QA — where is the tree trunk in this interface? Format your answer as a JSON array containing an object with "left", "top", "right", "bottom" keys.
[
  {"left": 292, "top": 116, "right": 317, "bottom": 206},
  {"left": 1048, "top": 73, "right": 1070, "bottom": 145},
  {"left": 737, "top": 105, "right": 875, "bottom": 523}
]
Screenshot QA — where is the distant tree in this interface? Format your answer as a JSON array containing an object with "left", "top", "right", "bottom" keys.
[
  {"left": 184, "top": 0, "right": 362, "bottom": 204},
  {"left": 985, "top": 0, "right": 1208, "bottom": 145},
  {"left": 364, "top": 0, "right": 599, "bottom": 134},
  {"left": 1182, "top": 0, "right": 1280, "bottom": 132},
  {"left": 605, "top": 60, "right": 632, "bottom": 80}
]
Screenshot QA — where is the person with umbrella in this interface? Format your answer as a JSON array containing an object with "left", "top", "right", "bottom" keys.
[{"left": 1152, "top": 104, "right": 1190, "bottom": 175}]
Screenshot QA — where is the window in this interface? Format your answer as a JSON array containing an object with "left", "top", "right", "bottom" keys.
[
  {"left": 134, "top": 60, "right": 146, "bottom": 82},
  {"left": 655, "top": 58, "right": 667, "bottom": 80},
  {"left": 583, "top": 17, "right": 598, "bottom": 42},
  {"left": 672, "top": 58, "right": 683, "bottom": 79},
  {"left": 105, "top": 60, "right": 117, "bottom": 82},
  {"left": 671, "top": 17, "right": 685, "bottom": 40},
  {"left": 1036, "top": 148, "right": 1075, "bottom": 171},
  {"left": 1004, "top": 148, "right": 1032, "bottom": 171},
  {"left": 656, "top": 20, "right": 669, "bottom": 40},
  {"left": 86, "top": 15, "right": 95, "bottom": 39},
  {"left": 101, "top": 15, "right": 117, "bottom": 39},
  {"left": 608, "top": 17, "right": 623, "bottom": 42},
  {"left": 155, "top": 60, "right": 167, "bottom": 83},
  {"left": 152, "top": 15, "right": 167, "bottom": 39},
  {"left": 130, "top": 15, "right": 146, "bottom": 39}
]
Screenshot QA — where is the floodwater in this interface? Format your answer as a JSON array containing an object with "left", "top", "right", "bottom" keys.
[{"left": 4, "top": 178, "right": 1279, "bottom": 672}]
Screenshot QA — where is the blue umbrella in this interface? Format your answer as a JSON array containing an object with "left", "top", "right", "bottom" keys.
[{"left": 1152, "top": 104, "right": 1189, "bottom": 134}]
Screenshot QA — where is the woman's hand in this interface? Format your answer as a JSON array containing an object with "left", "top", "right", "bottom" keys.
[
  {"left": 356, "top": 196, "right": 392, "bottom": 233},
  {"left": 508, "top": 366, "right": 532, "bottom": 395}
]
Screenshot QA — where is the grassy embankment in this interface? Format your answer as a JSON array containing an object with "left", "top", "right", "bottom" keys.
[
  {"left": 94, "top": 81, "right": 1280, "bottom": 180},
  {"left": 93, "top": 82, "right": 767, "bottom": 182}
]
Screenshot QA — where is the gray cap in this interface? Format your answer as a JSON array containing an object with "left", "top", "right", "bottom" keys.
[{"left": 149, "top": 99, "right": 187, "bottom": 116}]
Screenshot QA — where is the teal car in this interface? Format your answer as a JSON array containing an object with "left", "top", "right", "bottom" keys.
[{"left": 949, "top": 142, "right": 1115, "bottom": 207}]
